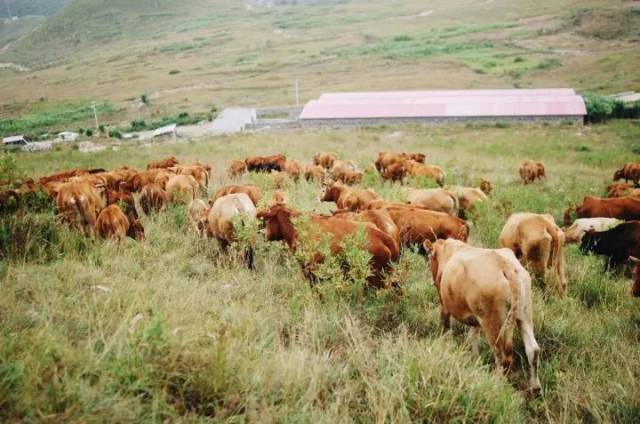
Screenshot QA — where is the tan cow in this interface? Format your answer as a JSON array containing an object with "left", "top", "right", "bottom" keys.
[
  {"left": 426, "top": 238, "right": 541, "bottom": 392},
  {"left": 404, "top": 188, "right": 459, "bottom": 216},
  {"left": 166, "top": 174, "right": 198, "bottom": 203},
  {"left": 519, "top": 161, "right": 545, "bottom": 185},
  {"left": 212, "top": 184, "right": 262, "bottom": 207},
  {"left": 228, "top": 160, "right": 247, "bottom": 178},
  {"left": 56, "top": 181, "right": 104, "bottom": 237},
  {"left": 375, "top": 152, "right": 426, "bottom": 174},
  {"left": 283, "top": 159, "right": 302, "bottom": 181},
  {"left": 170, "top": 164, "right": 210, "bottom": 192},
  {"left": 332, "top": 208, "right": 400, "bottom": 248},
  {"left": 304, "top": 164, "right": 326, "bottom": 184},
  {"left": 313, "top": 152, "right": 338, "bottom": 169},
  {"left": 206, "top": 193, "right": 257, "bottom": 268},
  {"left": 564, "top": 218, "right": 622, "bottom": 244},
  {"left": 499, "top": 213, "right": 566, "bottom": 296},
  {"left": 188, "top": 199, "right": 209, "bottom": 237},
  {"left": 402, "top": 160, "right": 445, "bottom": 186},
  {"left": 446, "top": 186, "right": 489, "bottom": 216}
]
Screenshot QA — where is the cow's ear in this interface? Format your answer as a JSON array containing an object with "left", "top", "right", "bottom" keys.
[{"left": 423, "top": 240, "right": 434, "bottom": 256}]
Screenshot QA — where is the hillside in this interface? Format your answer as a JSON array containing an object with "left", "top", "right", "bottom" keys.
[
  {"left": 0, "top": 0, "right": 67, "bottom": 18},
  {"left": 0, "top": 0, "right": 638, "bottom": 128}
]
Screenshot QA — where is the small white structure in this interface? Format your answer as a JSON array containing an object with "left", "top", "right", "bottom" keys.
[
  {"left": 152, "top": 124, "right": 177, "bottom": 138},
  {"left": 3, "top": 135, "right": 27, "bottom": 146},
  {"left": 57, "top": 131, "right": 79, "bottom": 142},
  {"left": 21, "top": 141, "right": 53, "bottom": 153},
  {"left": 78, "top": 141, "right": 107, "bottom": 153}
]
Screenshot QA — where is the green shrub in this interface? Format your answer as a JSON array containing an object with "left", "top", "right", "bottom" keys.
[
  {"left": 130, "top": 120, "right": 147, "bottom": 131},
  {"left": 141, "top": 94, "right": 149, "bottom": 105},
  {"left": 169, "top": 70, "right": 180, "bottom": 75},
  {"left": 109, "top": 130, "right": 123, "bottom": 139},
  {"left": 85, "top": 129, "right": 94, "bottom": 137},
  {"left": 584, "top": 93, "right": 617, "bottom": 123}
]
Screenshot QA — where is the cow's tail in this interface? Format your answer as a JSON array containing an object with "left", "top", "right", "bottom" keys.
[
  {"left": 74, "top": 194, "right": 95, "bottom": 237},
  {"left": 563, "top": 206, "right": 576, "bottom": 227},
  {"left": 497, "top": 259, "right": 520, "bottom": 367}
]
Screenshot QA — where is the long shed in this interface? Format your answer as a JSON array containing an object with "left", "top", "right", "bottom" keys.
[{"left": 299, "top": 89, "right": 586, "bottom": 126}]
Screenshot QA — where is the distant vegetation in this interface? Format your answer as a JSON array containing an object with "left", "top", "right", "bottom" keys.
[
  {"left": 117, "top": 110, "right": 216, "bottom": 135},
  {"left": 0, "top": 101, "right": 114, "bottom": 139},
  {"left": 584, "top": 94, "right": 640, "bottom": 123}
]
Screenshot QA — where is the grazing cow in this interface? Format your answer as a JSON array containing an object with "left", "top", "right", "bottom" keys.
[
  {"left": 245, "top": 154, "right": 287, "bottom": 173},
  {"left": 330, "top": 160, "right": 358, "bottom": 180},
  {"left": 375, "top": 152, "right": 426, "bottom": 174},
  {"left": 283, "top": 159, "right": 302, "bottom": 181},
  {"left": 257, "top": 204, "right": 399, "bottom": 288},
  {"left": 519, "top": 161, "right": 545, "bottom": 185},
  {"left": 166, "top": 175, "right": 198, "bottom": 203},
  {"left": 381, "top": 162, "right": 408, "bottom": 182},
  {"left": 206, "top": 193, "right": 257, "bottom": 268},
  {"left": 580, "top": 221, "right": 640, "bottom": 269},
  {"left": 383, "top": 206, "right": 469, "bottom": 254},
  {"left": 271, "top": 190, "right": 289, "bottom": 205},
  {"left": 96, "top": 204, "right": 145, "bottom": 241},
  {"left": 480, "top": 178, "right": 493, "bottom": 195},
  {"left": 56, "top": 181, "right": 104, "bottom": 237},
  {"left": 147, "top": 156, "right": 179, "bottom": 170},
  {"left": 68, "top": 173, "right": 108, "bottom": 188},
  {"left": 270, "top": 171, "right": 291, "bottom": 189},
  {"left": 332, "top": 208, "right": 400, "bottom": 248},
  {"left": 212, "top": 184, "right": 262, "bottom": 207},
  {"left": 607, "top": 182, "right": 634, "bottom": 198},
  {"left": 105, "top": 189, "right": 138, "bottom": 222},
  {"left": 321, "top": 183, "right": 380, "bottom": 211},
  {"left": 499, "top": 213, "right": 566, "bottom": 296},
  {"left": 564, "top": 195, "right": 640, "bottom": 226},
  {"left": 335, "top": 170, "right": 363, "bottom": 185},
  {"left": 38, "top": 168, "right": 104, "bottom": 186},
  {"left": 564, "top": 218, "right": 622, "bottom": 244},
  {"left": 140, "top": 183, "right": 168, "bottom": 215},
  {"left": 402, "top": 160, "right": 445, "bottom": 186},
  {"left": 446, "top": 186, "right": 488, "bottom": 217},
  {"left": 120, "top": 169, "right": 174, "bottom": 192},
  {"left": 613, "top": 163, "right": 640, "bottom": 184},
  {"left": 426, "top": 238, "right": 541, "bottom": 392},
  {"left": 404, "top": 188, "right": 459, "bottom": 216},
  {"left": 313, "top": 152, "right": 338, "bottom": 169},
  {"left": 228, "top": 160, "right": 247, "bottom": 178},
  {"left": 95, "top": 168, "right": 136, "bottom": 190},
  {"left": 629, "top": 257, "right": 640, "bottom": 297},
  {"left": 304, "top": 164, "right": 326, "bottom": 184},
  {"left": 170, "top": 164, "right": 210, "bottom": 192},
  {"left": 188, "top": 199, "right": 209, "bottom": 236}
]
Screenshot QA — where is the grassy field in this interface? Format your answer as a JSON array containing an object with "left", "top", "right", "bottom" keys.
[
  {"left": 0, "top": 0, "right": 639, "bottom": 133},
  {"left": 2, "top": 120, "right": 640, "bottom": 422}
]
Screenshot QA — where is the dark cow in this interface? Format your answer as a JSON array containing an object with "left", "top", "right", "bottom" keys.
[
  {"left": 580, "top": 221, "right": 640, "bottom": 269},
  {"left": 564, "top": 195, "right": 640, "bottom": 226}
]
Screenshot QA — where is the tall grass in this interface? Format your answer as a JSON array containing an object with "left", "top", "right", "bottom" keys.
[{"left": 1, "top": 121, "right": 640, "bottom": 421}]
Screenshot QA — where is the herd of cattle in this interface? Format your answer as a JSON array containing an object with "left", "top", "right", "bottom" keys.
[{"left": 2, "top": 151, "right": 640, "bottom": 393}]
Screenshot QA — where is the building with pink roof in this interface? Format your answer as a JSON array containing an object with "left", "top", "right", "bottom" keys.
[{"left": 299, "top": 89, "right": 586, "bottom": 126}]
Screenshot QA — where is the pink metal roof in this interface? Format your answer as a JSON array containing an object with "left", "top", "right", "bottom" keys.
[{"left": 300, "top": 89, "right": 586, "bottom": 120}]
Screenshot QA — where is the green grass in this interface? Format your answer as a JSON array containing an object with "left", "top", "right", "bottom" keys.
[
  {"left": 0, "top": 100, "right": 115, "bottom": 138},
  {"left": 1, "top": 121, "right": 640, "bottom": 421}
]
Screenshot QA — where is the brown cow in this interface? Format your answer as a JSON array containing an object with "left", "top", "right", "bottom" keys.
[
  {"left": 304, "top": 164, "right": 326, "bottom": 184},
  {"left": 426, "top": 238, "right": 541, "bottom": 392},
  {"left": 120, "top": 169, "right": 175, "bottom": 192},
  {"left": 499, "top": 213, "right": 566, "bottom": 297},
  {"left": 402, "top": 160, "right": 445, "bottom": 186},
  {"left": 39, "top": 168, "right": 104, "bottom": 186},
  {"left": 257, "top": 204, "right": 400, "bottom": 288},
  {"left": 166, "top": 175, "right": 198, "bottom": 203},
  {"left": 228, "top": 160, "right": 247, "bottom": 178},
  {"left": 564, "top": 195, "right": 640, "bottom": 226},
  {"left": 271, "top": 190, "right": 289, "bottom": 205},
  {"left": 147, "top": 156, "right": 179, "bottom": 170},
  {"left": 375, "top": 152, "right": 426, "bottom": 174},
  {"left": 480, "top": 178, "right": 493, "bottom": 195},
  {"left": 335, "top": 170, "right": 363, "bottom": 185},
  {"left": 211, "top": 184, "right": 263, "bottom": 207},
  {"left": 245, "top": 154, "right": 287, "bottom": 173},
  {"left": 332, "top": 208, "right": 400, "bottom": 248},
  {"left": 381, "top": 162, "right": 408, "bottom": 182},
  {"left": 56, "top": 181, "right": 104, "bottom": 237},
  {"left": 105, "top": 189, "right": 138, "bottom": 222},
  {"left": 321, "top": 183, "right": 379, "bottom": 211},
  {"left": 330, "top": 160, "right": 358, "bottom": 180},
  {"left": 607, "top": 182, "right": 634, "bottom": 198},
  {"left": 140, "top": 183, "right": 168, "bottom": 215},
  {"left": 313, "top": 152, "right": 338, "bottom": 169},
  {"left": 170, "top": 164, "right": 210, "bottom": 192},
  {"left": 519, "top": 161, "right": 545, "bottom": 185},
  {"left": 383, "top": 206, "right": 469, "bottom": 254},
  {"left": 613, "top": 163, "right": 640, "bottom": 185},
  {"left": 96, "top": 204, "right": 145, "bottom": 241}
]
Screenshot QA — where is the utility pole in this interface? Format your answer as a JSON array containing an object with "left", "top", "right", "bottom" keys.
[
  {"left": 91, "top": 102, "right": 99, "bottom": 132},
  {"left": 295, "top": 79, "right": 300, "bottom": 107}
]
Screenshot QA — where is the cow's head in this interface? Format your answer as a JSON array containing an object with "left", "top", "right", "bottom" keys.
[
  {"left": 423, "top": 239, "right": 444, "bottom": 290},
  {"left": 256, "top": 204, "right": 301, "bottom": 252},
  {"left": 127, "top": 219, "right": 146, "bottom": 241},
  {"left": 410, "top": 153, "right": 426, "bottom": 163},
  {"left": 321, "top": 183, "right": 344, "bottom": 202},
  {"left": 579, "top": 230, "right": 600, "bottom": 254},
  {"left": 613, "top": 169, "right": 624, "bottom": 181}
]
